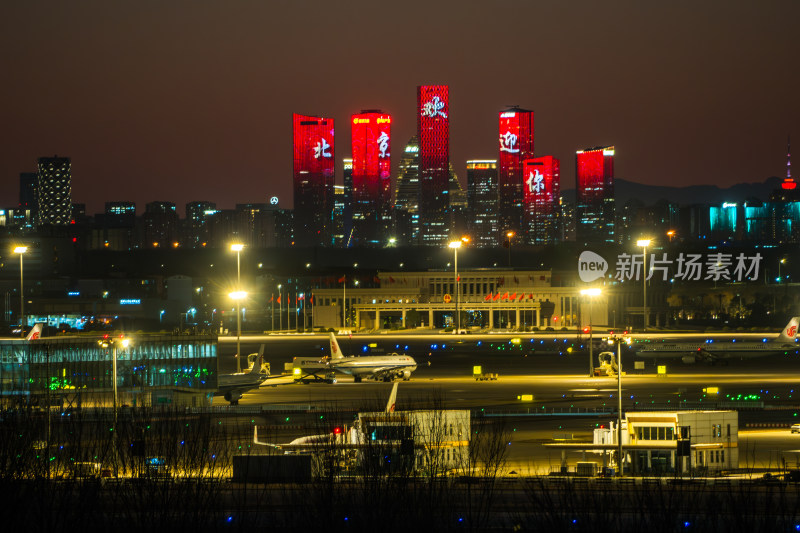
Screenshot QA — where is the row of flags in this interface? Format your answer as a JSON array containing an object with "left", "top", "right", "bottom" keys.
[
  {"left": 483, "top": 292, "right": 540, "bottom": 302},
  {"left": 269, "top": 294, "right": 313, "bottom": 305}
]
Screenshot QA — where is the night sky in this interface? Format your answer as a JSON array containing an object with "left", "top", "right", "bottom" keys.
[{"left": 2, "top": 1, "right": 798, "bottom": 215}]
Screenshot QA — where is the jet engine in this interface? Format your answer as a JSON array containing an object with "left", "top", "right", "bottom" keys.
[
  {"left": 681, "top": 355, "right": 697, "bottom": 364},
  {"left": 224, "top": 391, "right": 243, "bottom": 404},
  {"left": 401, "top": 370, "right": 412, "bottom": 381}
]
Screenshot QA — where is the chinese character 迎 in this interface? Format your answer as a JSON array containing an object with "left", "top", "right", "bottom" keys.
[{"left": 499, "top": 131, "right": 519, "bottom": 153}]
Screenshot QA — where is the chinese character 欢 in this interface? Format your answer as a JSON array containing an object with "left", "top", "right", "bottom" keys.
[{"left": 421, "top": 96, "right": 448, "bottom": 118}]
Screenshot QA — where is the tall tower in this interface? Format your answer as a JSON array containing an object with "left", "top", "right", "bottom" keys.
[
  {"left": 575, "top": 146, "right": 615, "bottom": 244},
  {"left": 523, "top": 156, "right": 560, "bottom": 245},
  {"left": 417, "top": 85, "right": 450, "bottom": 246},
  {"left": 293, "top": 113, "right": 335, "bottom": 247},
  {"left": 498, "top": 107, "right": 534, "bottom": 239},
  {"left": 394, "top": 135, "right": 420, "bottom": 245},
  {"left": 351, "top": 110, "right": 392, "bottom": 246},
  {"left": 466, "top": 160, "right": 499, "bottom": 247},
  {"left": 36, "top": 156, "right": 72, "bottom": 226}
]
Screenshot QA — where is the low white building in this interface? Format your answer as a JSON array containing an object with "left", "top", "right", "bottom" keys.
[{"left": 548, "top": 410, "right": 738, "bottom": 475}]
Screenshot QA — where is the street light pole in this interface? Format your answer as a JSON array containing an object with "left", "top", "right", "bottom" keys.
[
  {"left": 230, "top": 244, "right": 244, "bottom": 372},
  {"left": 506, "top": 231, "right": 515, "bottom": 267},
  {"left": 637, "top": 239, "right": 651, "bottom": 330},
  {"left": 228, "top": 291, "right": 247, "bottom": 373},
  {"left": 580, "top": 288, "right": 602, "bottom": 377},
  {"left": 14, "top": 246, "right": 27, "bottom": 336},
  {"left": 278, "top": 284, "right": 283, "bottom": 331},
  {"left": 449, "top": 240, "right": 462, "bottom": 333},
  {"left": 605, "top": 332, "right": 631, "bottom": 476}
]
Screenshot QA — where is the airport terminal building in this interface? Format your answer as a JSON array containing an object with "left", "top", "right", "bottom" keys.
[
  {"left": 312, "top": 269, "right": 624, "bottom": 331},
  {"left": 0, "top": 333, "right": 218, "bottom": 408}
]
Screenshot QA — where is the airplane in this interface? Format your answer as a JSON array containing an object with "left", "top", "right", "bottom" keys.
[
  {"left": 291, "top": 356, "right": 337, "bottom": 384},
  {"left": 328, "top": 332, "right": 417, "bottom": 382},
  {"left": 216, "top": 345, "right": 270, "bottom": 404},
  {"left": 635, "top": 317, "right": 800, "bottom": 364},
  {"left": 254, "top": 382, "right": 398, "bottom": 450},
  {"left": 26, "top": 323, "right": 42, "bottom": 341}
]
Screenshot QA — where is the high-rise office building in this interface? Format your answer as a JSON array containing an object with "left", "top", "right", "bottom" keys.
[
  {"left": 394, "top": 136, "right": 421, "bottom": 245},
  {"left": 466, "top": 160, "right": 499, "bottom": 247},
  {"left": 143, "top": 201, "right": 179, "bottom": 248},
  {"left": 351, "top": 110, "right": 392, "bottom": 246},
  {"left": 417, "top": 85, "right": 450, "bottom": 246},
  {"left": 575, "top": 146, "right": 615, "bottom": 244},
  {"left": 36, "top": 156, "right": 72, "bottom": 226},
  {"left": 498, "top": 108, "right": 534, "bottom": 238},
  {"left": 340, "top": 159, "right": 353, "bottom": 247},
  {"left": 522, "top": 156, "right": 560, "bottom": 244},
  {"left": 186, "top": 201, "right": 217, "bottom": 247},
  {"left": 293, "top": 113, "right": 335, "bottom": 247}
]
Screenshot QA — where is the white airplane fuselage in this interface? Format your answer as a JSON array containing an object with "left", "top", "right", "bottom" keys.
[{"left": 332, "top": 354, "right": 417, "bottom": 379}]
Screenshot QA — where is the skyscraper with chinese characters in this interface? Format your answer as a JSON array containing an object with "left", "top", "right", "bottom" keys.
[
  {"left": 351, "top": 110, "right": 392, "bottom": 246},
  {"left": 417, "top": 85, "right": 450, "bottom": 246},
  {"left": 36, "top": 156, "right": 72, "bottom": 226},
  {"left": 575, "top": 146, "right": 615, "bottom": 244},
  {"left": 293, "top": 113, "right": 335, "bottom": 247},
  {"left": 523, "top": 156, "right": 560, "bottom": 244},
  {"left": 498, "top": 107, "right": 534, "bottom": 239},
  {"left": 466, "top": 160, "right": 499, "bottom": 247}
]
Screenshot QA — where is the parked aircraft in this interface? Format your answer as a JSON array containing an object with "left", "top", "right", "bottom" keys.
[
  {"left": 635, "top": 317, "right": 800, "bottom": 364},
  {"left": 216, "top": 345, "right": 269, "bottom": 404},
  {"left": 328, "top": 332, "right": 417, "bottom": 382},
  {"left": 253, "top": 382, "right": 398, "bottom": 450}
]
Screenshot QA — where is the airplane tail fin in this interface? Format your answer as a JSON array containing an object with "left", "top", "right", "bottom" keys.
[
  {"left": 26, "top": 323, "right": 42, "bottom": 341},
  {"left": 253, "top": 425, "right": 279, "bottom": 447},
  {"left": 777, "top": 317, "right": 800, "bottom": 343},
  {"left": 329, "top": 332, "right": 344, "bottom": 360},
  {"left": 248, "top": 345, "right": 266, "bottom": 375},
  {"left": 385, "top": 382, "right": 399, "bottom": 413}
]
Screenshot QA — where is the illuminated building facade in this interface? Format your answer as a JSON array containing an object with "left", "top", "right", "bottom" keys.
[
  {"left": 143, "top": 201, "right": 179, "bottom": 248},
  {"left": 498, "top": 108, "right": 534, "bottom": 237},
  {"left": 36, "top": 156, "right": 72, "bottom": 226},
  {"left": 293, "top": 113, "right": 335, "bottom": 247},
  {"left": 575, "top": 146, "right": 615, "bottom": 244},
  {"left": 185, "top": 201, "right": 217, "bottom": 248},
  {"left": 523, "top": 156, "right": 560, "bottom": 244},
  {"left": 351, "top": 110, "right": 392, "bottom": 246},
  {"left": 417, "top": 85, "right": 450, "bottom": 246},
  {"left": 466, "top": 160, "right": 499, "bottom": 247},
  {"left": 340, "top": 159, "right": 353, "bottom": 247}
]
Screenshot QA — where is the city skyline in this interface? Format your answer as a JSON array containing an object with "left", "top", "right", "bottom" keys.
[{"left": 1, "top": 1, "right": 798, "bottom": 215}]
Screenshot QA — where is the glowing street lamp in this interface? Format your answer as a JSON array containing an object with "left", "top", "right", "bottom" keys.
[
  {"left": 580, "top": 288, "right": 602, "bottom": 377},
  {"left": 449, "top": 240, "right": 462, "bottom": 333},
  {"left": 14, "top": 246, "right": 27, "bottom": 336},
  {"left": 506, "top": 231, "right": 515, "bottom": 267},
  {"left": 230, "top": 243, "right": 245, "bottom": 370},
  {"left": 229, "top": 291, "right": 247, "bottom": 373},
  {"left": 98, "top": 334, "right": 132, "bottom": 475},
  {"left": 636, "top": 239, "right": 652, "bottom": 330}
]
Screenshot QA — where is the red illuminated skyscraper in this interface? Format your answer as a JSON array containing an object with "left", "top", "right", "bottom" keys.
[
  {"left": 522, "top": 156, "right": 560, "bottom": 244},
  {"left": 575, "top": 146, "right": 615, "bottom": 244},
  {"left": 417, "top": 85, "right": 450, "bottom": 245},
  {"left": 293, "top": 113, "right": 335, "bottom": 247},
  {"left": 498, "top": 107, "right": 534, "bottom": 239},
  {"left": 351, "top": 110, "right": 392, "bottom": 246}
]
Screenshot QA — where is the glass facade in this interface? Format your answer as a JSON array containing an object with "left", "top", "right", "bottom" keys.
[
  {"left": 576, "top": 146, "right": 615, "bottom": 244},
  {"left": 0, "top": 334, "right": 217, "bottom": 399},
  {"left": 351, "top": 111, "right": 392, "bottom": 246},
  {"left": 293, "top": 113, "right": 335, "bottom": 247},
  {"left": 523, "top": 156, "right": 560, "bottom": 245},
  {"left": 417, "top": 85, "right": 450, "bottom": 246},
  {"left": 37, "top": 156, "right": 72, "bottom": 226},
  {"left": 466, "top": 160, "right": 499, "bottom": 247},
  {"left": 498, "top": 108, "right": 534, "bottom": 235}
]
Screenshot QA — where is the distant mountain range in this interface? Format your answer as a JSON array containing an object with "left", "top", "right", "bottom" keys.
[{"left": 561, "top": 176, "right": 786, "bottom": 206}]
